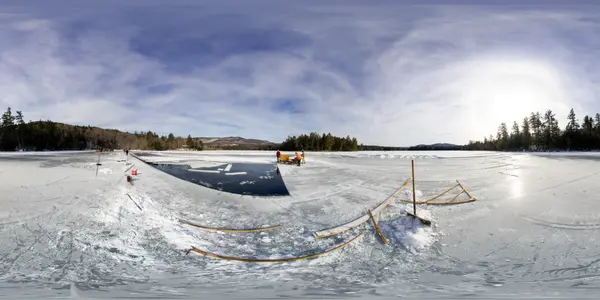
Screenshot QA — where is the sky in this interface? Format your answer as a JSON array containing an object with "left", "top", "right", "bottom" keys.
[{"left": 0, "top": 0, "right": 600, "bottom": 146}]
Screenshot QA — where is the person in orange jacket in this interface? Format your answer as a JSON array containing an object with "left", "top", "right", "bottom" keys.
[{"left": 294, "top": 151, "right": 302, "bottom": 166}]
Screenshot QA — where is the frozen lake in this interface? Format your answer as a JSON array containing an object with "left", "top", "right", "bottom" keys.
[{"left": 1, "top": 150, "right": 600, "bottom": 299}]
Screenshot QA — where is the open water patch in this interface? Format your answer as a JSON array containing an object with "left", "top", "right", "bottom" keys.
[{"left": 147, "top": 161, "right": 289, "bottom": 196}]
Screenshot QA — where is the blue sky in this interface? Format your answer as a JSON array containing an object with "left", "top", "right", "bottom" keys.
[{"left": 0, "top": 0, "right": 599, "bottom": 146}]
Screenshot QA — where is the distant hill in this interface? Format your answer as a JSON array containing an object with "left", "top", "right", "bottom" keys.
[{"left": 198, "top": 136, "right": 276, "bottom": 147}]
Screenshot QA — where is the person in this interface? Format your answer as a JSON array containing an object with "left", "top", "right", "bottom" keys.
[
  {"left": 294, "top": 151, "right": 302, "bottom": 166},
  {"left": 301, "top": 149, "right": 305, "bottom": 164},
  {"left": 276, "top": 150, "right": 281, "bottom": 163}
]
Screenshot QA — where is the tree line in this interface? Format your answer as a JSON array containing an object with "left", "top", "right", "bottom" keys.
[
  {"left": 0, "top": 108, "right": 366, "bottom": 152},
  {"left": 0, "top": 107, "right": 203, "bottom": 151},
  {"left": 407, "top": 144, "right": 463, "bottom": 151},
  {"left": 12, "top": 105, "right": 600, "bottom": 153},
  {"left": 465, "top": 108, "right": 600, "bottom": 151},
  {"left": 278, "top": 132, "right": 361, "bottom": 151}
]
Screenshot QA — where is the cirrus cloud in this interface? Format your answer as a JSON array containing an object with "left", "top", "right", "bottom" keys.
[{"left": 0, "top": 1, "right": 599, "bottom": 146}]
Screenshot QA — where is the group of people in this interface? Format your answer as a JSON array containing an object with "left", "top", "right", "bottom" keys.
[{"left": 276, "top": 149, "right": 305, "bottom": 165}]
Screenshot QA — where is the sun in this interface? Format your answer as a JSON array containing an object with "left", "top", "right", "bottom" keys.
[{"left": 461, "top": 59, "right": 570, "bottom": 139}]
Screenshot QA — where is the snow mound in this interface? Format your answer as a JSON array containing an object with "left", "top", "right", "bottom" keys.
[
  {"left": 97, "top": 168, "right": 113, "bottom": 174},
  {"left": 379, "top": 206, "right": 437, "bottom": 254}
]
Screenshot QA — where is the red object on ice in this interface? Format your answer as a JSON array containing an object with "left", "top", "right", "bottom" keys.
[{"left": 131, "top": 169, "right": 137, "bottom": 175}]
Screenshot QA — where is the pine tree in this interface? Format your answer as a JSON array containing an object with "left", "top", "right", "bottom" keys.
[
  {"left": 1, "top": 107, "right": 14, "bottom": 127},
  {"left": 324, "top": 133, "right": 334, "bottom": 151},
  {"left": 167, "top": 133, "right": 175, "bottom": 149},
  {"left": 186, "top": 134, "right": 195, "bottom": 149},
  {"left": 15, "top": 111, "right": 24, "bottom": 125},
  {"left": 566, "top": 108, "right": 580, "bottom": 131},
  {"left": 521, "top": 117, "right": 531, "bottom": 150},
  {"left": 582, "top": 115, "right": 594, "bottom": 148},
  {"left": 565, "top": 108, "right": 579, "bottom": 149},
  {"left": 543, "top": 110, "right": 560, "bottom": 149},
  {"left": 583, "top": 115, "right": 594, "bottom": 135},
  {"left": 510, "top": 121, "right": 521, "bottom": 150},
  {"left": 496, "top": 122, "right": 509, "bottom": 150},
  {"left": 529, "top": 112, "right": 542, "bottom": 148},
  {"left": 594, "top": 113, "right": 600, "bottom": 148},
  {"left": 13, "top": 110, "right": 25, "bottom": 150}
]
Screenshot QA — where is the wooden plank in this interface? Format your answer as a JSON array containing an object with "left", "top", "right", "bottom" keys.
[
  {"left": 313, "top": 178, "right": 411, "bottom": 238},
  {"left": 368, "top": 209, "right": 388, "bottom": 244},
  {"left": 186, "top": 232, "right": 364, "bottom": 262},
  {"left": 405, "top": 209, "right": 432, "bottom": 226},
  {"left": 181, "top": 220, "right": 281, "bottom": 233},
  {"left": 457, "top": 180, "right": 477, "bottom": 200}
]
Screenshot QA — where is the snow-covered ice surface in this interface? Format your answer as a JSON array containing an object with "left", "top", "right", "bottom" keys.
[{"left": 1, "top": 150, "right": 600, "bottom": 299}]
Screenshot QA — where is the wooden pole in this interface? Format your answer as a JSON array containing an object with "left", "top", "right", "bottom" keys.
[
  {"left": 95, "top": 153, "right": 101, "bottom": 177},
  {"left": 406, "top": 159, "right": 431, "bottom": 226},
  {"left": 411, "top": 159, "right": 416, "bottom": 216},
  {"left": 456, "top": 180, "right": 476, "bottom": 200},
  {"left": 368, "top": 209, "right": 388, "bottom": 244}
]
